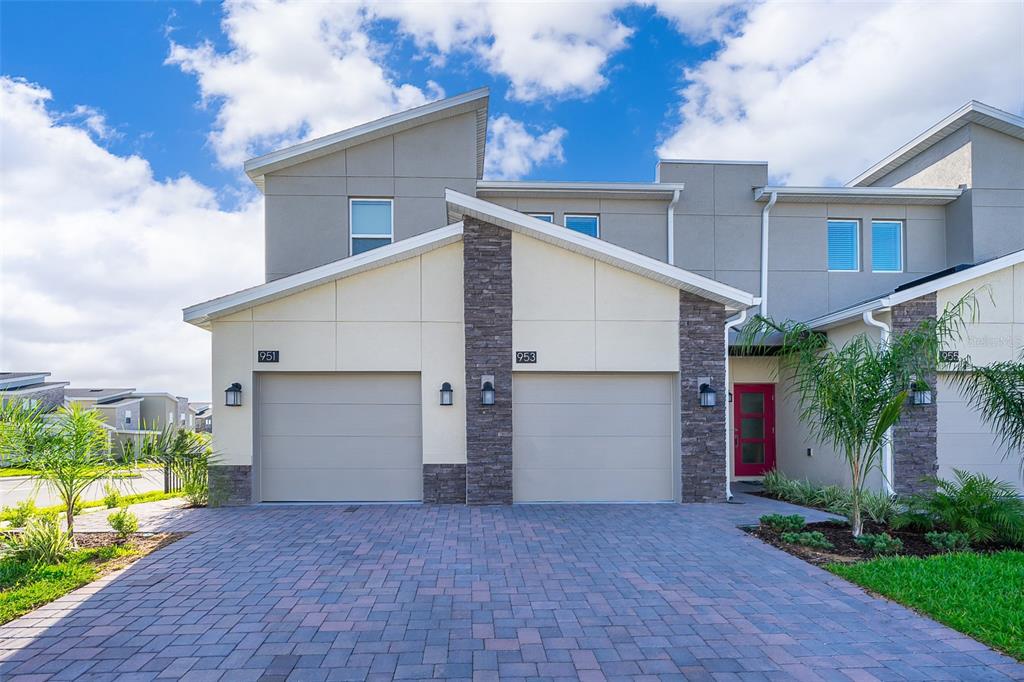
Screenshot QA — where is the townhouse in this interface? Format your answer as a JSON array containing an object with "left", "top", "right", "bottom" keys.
[{"left": 185, "top": 90, "right": 1024, "bottom": 504}]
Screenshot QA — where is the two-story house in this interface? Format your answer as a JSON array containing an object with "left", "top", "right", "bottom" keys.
[{"left": 185, "top": 90, "right": 1024, "bottom": 505}]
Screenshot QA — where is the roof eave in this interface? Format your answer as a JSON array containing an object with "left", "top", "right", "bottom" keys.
[
  {"left": 754, "top": 186, "right": 963, "bottom": 205},
  {"left": 476, "top": 181, "right": 685, "bottom": 199}
]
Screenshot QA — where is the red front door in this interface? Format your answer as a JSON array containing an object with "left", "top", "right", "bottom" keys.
[{"left": 734, "top": 383, "right": 776, "bottom": 476}]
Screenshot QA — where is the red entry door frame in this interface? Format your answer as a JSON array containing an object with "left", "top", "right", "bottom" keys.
[{"left": 733, "top": 383, "right": 776, "bottom": 476}]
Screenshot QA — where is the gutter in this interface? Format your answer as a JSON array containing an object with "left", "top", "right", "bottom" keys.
[
  {"left": 759, "top": 191, "right": 777, "bottom": 316},
  {"left": 723, "top": 301, "right": 759, "bottom": 501},
  {"left": 667, "top": 188, "right": 681, "bottom": 266},
  {"left": 862, "top": 310, "right": 896, "bottom": 496}
]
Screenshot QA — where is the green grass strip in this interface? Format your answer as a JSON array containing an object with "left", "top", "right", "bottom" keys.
[
  {"left": 0, "top": 545, "right": 135, "bottom": 624},
  {"left": 829, "top": 551, "right": 1024, "bottom": 661}
]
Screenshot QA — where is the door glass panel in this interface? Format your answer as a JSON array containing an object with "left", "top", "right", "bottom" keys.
[
  {"left": 740, "top": 391, "right": 764, "bottom": 414},
  {"left": 741, "top": 442, "right": 764, "bottom": 464},
  {"left": 741, "top": 417, "right": 764, "bottom": 439}
]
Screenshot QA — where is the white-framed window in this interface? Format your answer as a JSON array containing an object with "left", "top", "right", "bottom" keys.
[
  {"left": 124, "top": 409, "right": 132, "bottom": 426},
  {"left": 180, "top": 412, "right": 186, "bottom": 425},
  {"left": 827, "top": 219, "right": 860, "bottom": 272},
  {"left": 871, "top": 220, "right": 903, "bottom": 273},
  {"left": 189, "top": 415, "right": 194, "bottom": 427},
  {"left": 564, "top": 214, "right": 600, "bottom": 238},
  {"left": 350, "top": 198, "right": 394, "bottom": 255},
  {"left": 527, "top": 213, "right": 554, "bottom": 223},
  {"left": 168, "top": 411, "right": 174, "bottom": 425}
]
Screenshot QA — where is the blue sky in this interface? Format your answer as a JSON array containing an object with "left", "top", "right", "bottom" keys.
[{"left": 1, "top": 1, "right": 1020, "bottom": 399}]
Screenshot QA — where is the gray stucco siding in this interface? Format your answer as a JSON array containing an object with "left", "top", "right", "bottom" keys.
[{"left": 871, "top": 125, "right": 972, "bottom": 189}]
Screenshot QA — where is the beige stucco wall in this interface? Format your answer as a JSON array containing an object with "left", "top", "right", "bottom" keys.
[
  {"left": 210, "top": 243, "right": 466, "bottom": 467},
  {"left": 937, "top": 262, "right": 1024, "bottom": 491},
  {"left": 511, "top": 233, "right": 680, "bottom": 372}
]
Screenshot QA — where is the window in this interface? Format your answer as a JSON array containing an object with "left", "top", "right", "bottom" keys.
[
  {"left": 26, "top": 399, "right": 38, "bottom": 409},
  {"left": 827, "top": 219, "right": 860, "bottom": 271},
  {"left": 125, "top": 409, "right": 132, "bottom": 426},
  {"left": 871, "top": 220, "right": 903, "bottom": 272},
  {"left": 564, "top": 214, "right": 599, "bottom": 238},
  {"left": 527, "top": 213, "right": 554, "bottom": 223},
  {"left": 350, "top": 199, "right": 393, "bottom": 255},
  {"left": 168, "top": 411, "right": 174, "bottom": 425}
]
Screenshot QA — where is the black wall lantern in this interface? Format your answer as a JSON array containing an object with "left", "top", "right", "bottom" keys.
[
  {"left": 911, "top": 379, "right": 932, "bottom": 406},
  {"left": 481, "top": 376, "right": 496, "bottom": 406},
  {"left": 224, "top": 382, "right": 243, "bottom": 407},
  {"left": 698, "top": 377, "right": 717, "bottom": 408},
  {"left": 439, "top": 382, "right": 454, "bottom": 406}
]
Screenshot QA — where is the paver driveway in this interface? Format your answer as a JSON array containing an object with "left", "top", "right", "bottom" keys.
[{"left": 2, "top": 494, "right": 1022, "bottom": 681}]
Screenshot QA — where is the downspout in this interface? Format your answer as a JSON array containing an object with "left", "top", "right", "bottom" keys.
[
  {"left": 863, "top": 309, "right": 895, "bottom": 496},
  {"left": 667, "top": 188, "right": 681, "bottom": 266},
  {"left": 724, "top": 302, "right": 758, "bottom": 501},
  {"left": 759, "top": 191, "right": 777, "bottom": 316}
]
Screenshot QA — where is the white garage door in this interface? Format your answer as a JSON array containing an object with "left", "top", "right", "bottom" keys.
[
  {"left": 256, "top": 373, "right": 422, "bottom": 502},
  {"left": 513, "top": 373, "right": 675, "bottom": 502}
]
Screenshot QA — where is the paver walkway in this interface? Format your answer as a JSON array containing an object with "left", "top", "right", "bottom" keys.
[{"left": 2, "top": 493, "right": 1022, "bottom": 681}]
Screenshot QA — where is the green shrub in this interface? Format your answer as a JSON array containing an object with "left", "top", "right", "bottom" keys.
[
  {"left": 761, "top": 469, "right": 786, "bottom": 497},
  {"left": 7, "top": 516, "right": 72, "bottom": 564},
  {"left": 759, "top": 513, "right": 806, "bottom": 532},
  {"left": 107, "top": 508, "right": 138, "bottom": 542},
  {"left": 813, "top": 485, "right": 850, "bottom": 514},
  {"left": 893, "top": 470, "right": 1024, "bottom": 545},
  {"left": 855, "top": 532, "right": 903, "bottom": 555},
  {"left": 926, "top": 530, "right": 972, "bottom": 552},
  {"left": 861, "top": 491, "right": 899, "bottom": 525},
  {"left": 102, "top": 483, "right": 122, "bottom": 509},
  {"left": 780, "top": 531, "right": 833, "bottom": 550},
  {"left": 1, "top": 499, "right": 38, "bottom": 528}
]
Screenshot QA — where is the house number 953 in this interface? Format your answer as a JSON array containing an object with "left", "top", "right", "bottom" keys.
[{"left": 515, "top": 351, "right": 537, "bottom": 364}]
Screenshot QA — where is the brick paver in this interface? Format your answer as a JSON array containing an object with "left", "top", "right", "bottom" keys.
[{"left": 2, "top": 493, "right": 1022, "bottom": 681}]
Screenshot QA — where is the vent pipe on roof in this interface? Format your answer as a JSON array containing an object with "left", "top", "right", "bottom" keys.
[
  {"left": 759, "top": 191, "right": 777, "bottom": 317},
  {"left": 667, "top": 189, "right": 681, "bottom": 265}
]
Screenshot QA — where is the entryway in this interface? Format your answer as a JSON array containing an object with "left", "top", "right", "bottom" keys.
[{"left": 733, "top": 383, "right": 776, "bottom": 476}]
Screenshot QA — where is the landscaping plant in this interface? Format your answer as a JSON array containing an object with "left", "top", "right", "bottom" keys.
[
  {"left": 950, "top": 350, "right": 1024, "bottom": 479},
  {"left": 6, "top": 515, "right": 72, "bottom": 564},
  {"left": 780, "top": 531, "right": 833, "bottom": 550},
  {"left": 0, "top": 499, "right": 38, "bottom": 528},
  {"left": 102, "top": 483, "right": 122, "bottom": 509},
  {"left": 759, "top": 514, "right": 806, "bottom": 532},
  {"left": 854, "top": 532, "right": 903, "bottom": 556},
  {"left": 0, "top": 403, "right": 116, "bottom": 535},
  {"left": 893, "top": 469, "right": 1024, "bottom": 546},
  {"left": 926, "top": 531, "right": 972, "bottom": 552},
  {"left": 128, "top": 426, "right": 214, "bottom": 507},
  {"left": 741, "top": 294, "right": 975, "bottom": 537},
  {"left": 107, "top": 508, "right": 138, "bottom": 543}
]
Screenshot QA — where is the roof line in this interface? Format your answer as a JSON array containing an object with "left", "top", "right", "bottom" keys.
[
  {"left": 445, "top": 189, "right": 757, "bottom": 309},
  {"left": 754, "top": 185, "right": 963, "bottom": 204},
  {"left": 847, "top": 100, "right": 1024, "bottom": 187},
  {"left": 476, "top": 180, "right": 685, "bottom": 198}
]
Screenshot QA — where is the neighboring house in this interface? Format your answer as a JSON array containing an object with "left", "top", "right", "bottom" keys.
[
  {"left": 135, "top": 392, "right": 190, "bottom": 430},
  {"left": 190, "top": 402, "right": 213, "bottom": 432},
  {"left": 64, "top": 388, "right": 141, "bottom": 431},
  {"left": 184, "top": 90, "right": 1024, "bottom": 505},
  {"left": 0, "top": 372, "right": 68, "bottom": 412}
]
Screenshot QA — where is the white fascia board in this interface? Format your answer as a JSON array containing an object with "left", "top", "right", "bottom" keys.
[
  {"left": 807, "top": 248, "right": 1024, "bottom": 329},
  {"left": 754, "top": 186, "right": 962, "bottom": 204},
  {"left": 847, "top": 101, "right": 1024, "bottom": 187},
  {"left": 244, "top": 88, "right": 489, "bottom": 190},
  {"left": 1, "top": 382, "right": 69, "bottom": 396},
  {"left": 0, "top": 373, "right": 51, "bottom": 390},
  {"left": 476, "top": 180, "right": 685, "bottom": 199},
  {"left": 133, "top": 392, "right": 180, "bottom": 402},
  {"left": 445, "top": 189, "right": 757, "bottom": 309},
  {"left": 184, "top": 222, "right": 465, "bottom": 329}
]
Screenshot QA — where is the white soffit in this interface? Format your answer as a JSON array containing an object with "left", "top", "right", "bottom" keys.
[
  {"left": 183, "top": 223, "right": 464, "bottom": 329},
  {"left": 244, "top": 88, "right": 489, "bottom": 191},
  {"left": 445, "top": 189, "right": 757, "bottom": 309},
  {"left": 754, "top": 186, "right": 962, "bottom": 205},
  {"left": 806, "top": 248, "right": 1024, "bottom": 330},
  {"left": 847, "top": 101, "right": 1024, "bottom": 187},
  {"left": 476, "top": 180, "right": 685, "bottom": 200}
]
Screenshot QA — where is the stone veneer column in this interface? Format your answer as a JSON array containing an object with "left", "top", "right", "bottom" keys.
[
  {"left": 891, "top": 293, "right": 939, "bottom": 495},
  {"left": 423, "top": 464, "right": 467, "bottom": 504},
  {"left": 208, "top": 465, "right": 252, "bottom": 506},
  {"left": 462, "top": 217, "right": 514, "bottom": 505},
  {"left": 679, "top": 291, "right": 728, "bottom": 502}
]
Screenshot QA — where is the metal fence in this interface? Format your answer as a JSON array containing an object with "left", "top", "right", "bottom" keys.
[{"left": 164, "top": 461, "right": 182, "bottom": 493}]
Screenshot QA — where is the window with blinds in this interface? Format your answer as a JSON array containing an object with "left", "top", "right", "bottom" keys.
[
  {"left": 827, "top": 219, "right": 860, "bottom": 271},
  {"left": 871, "top": 220, "right": 903, "bottom": 272}
]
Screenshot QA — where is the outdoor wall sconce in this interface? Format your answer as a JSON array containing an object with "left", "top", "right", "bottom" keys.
[
  {"left": 224, "top": 382, "right": 243, "bottom": 407},
  {"left": 911, "top": 379, "right": 932, "bottom": 406},
  {"left": 439, "top": 382, "right": 454, "bottom": 406},
  {"left": 698, "top": 377, "right": 717, "bottom": 408},
  {"left": 481, "top": 375, "right": 496, "bottom": 406}
]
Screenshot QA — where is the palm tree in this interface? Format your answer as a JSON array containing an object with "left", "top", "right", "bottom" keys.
[{"left": 951, "top": 352, "right": 1024, "bottom": 478}]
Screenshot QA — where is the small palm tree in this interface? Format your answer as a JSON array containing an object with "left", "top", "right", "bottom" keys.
[
  {"left": 741, "top": 295, "right": 974, "bottom": 537},
  {"left": 951, "top": 352, "right": 1024, "bottom": 479},
  {"left": 0, "top": 402, "right": 115, "bottom": 534}
]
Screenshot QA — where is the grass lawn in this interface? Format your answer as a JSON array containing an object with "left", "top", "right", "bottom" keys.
[
  {"left": 0, "top": 544, "right": 136, "bottom": 624},
  {"left": 1, "top": 491, "right": 183, "bottom": 527},
  {"left": 829, "top": 551, "right": 1024, "bottom": 660},
  {"left": 0, "top": 463, "right": 161, "bottom": 478}
]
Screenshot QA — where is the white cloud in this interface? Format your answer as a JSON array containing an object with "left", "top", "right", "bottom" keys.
[
  {"left": 484, "top": 114, "right": 566, "bottom": 179},
  {"left": 167, "top": 0, "right": 443, "bottom": 168},
  {"left": 649, "top": 1, "right": 745, "bottom": 42},
  {"left": 658, "top": 1, "right": 1024, "bottom": 185},
  {"left": 0, "top": 77, "right": 262, "bottom": 401}
]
